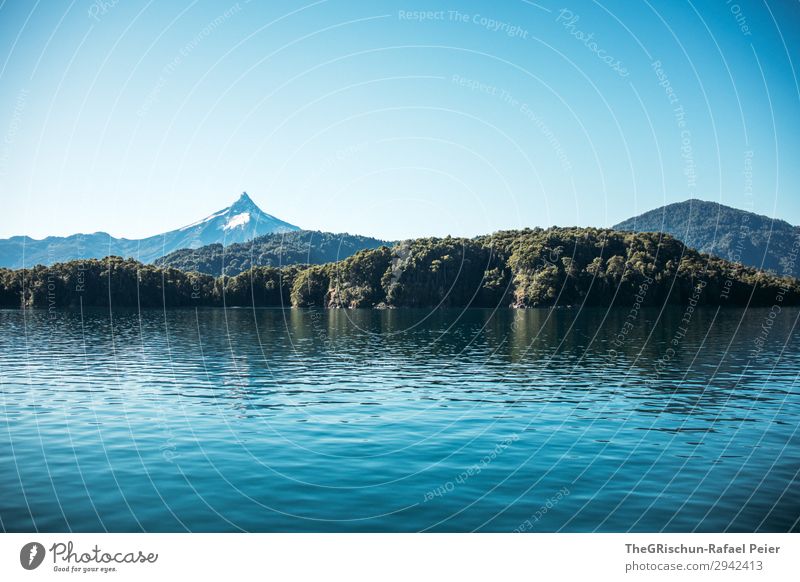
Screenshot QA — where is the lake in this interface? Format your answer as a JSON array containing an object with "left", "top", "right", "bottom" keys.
[{"left": 1, "top": 307, "right": 798, "bottom": 532}]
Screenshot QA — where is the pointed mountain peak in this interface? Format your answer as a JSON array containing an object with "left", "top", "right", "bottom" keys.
[{"left": 231, "top": 191, "right": 258, "bottom": 211}]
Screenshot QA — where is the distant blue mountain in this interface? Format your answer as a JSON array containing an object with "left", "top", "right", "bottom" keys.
[{"left": 0, "top": 192, "right": 299, "bottom": 268}]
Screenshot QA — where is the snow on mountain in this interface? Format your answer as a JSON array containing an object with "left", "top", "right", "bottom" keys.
[
  {"left": 0, "top": 192, "right": 300, "bottom": 268},
  {"left": 223, "top": 212, "right": 250, "bottom": 230}
]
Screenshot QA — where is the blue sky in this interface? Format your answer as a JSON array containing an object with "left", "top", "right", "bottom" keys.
[{"left": 0, "top": 0, "right": 798, "bottom": 240}]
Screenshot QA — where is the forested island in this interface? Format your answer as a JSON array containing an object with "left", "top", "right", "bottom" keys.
[
  {"left": 154, "top": 229, "right": 389, "bottom": 277},
  {"left": 2, "top": 228, "right": 798, "bottom": 310}
]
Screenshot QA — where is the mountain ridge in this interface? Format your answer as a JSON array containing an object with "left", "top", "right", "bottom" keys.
[
  {"left": 4, "top": 195, "right": 800, "bottom": 281},
  {"left": 4, "top": 227, "right": 798, "bottom": 310},
  {"left": 613, "top": 199, "right": 800, "bottom": 278},
  {"left": 0, "top": 192, "right": 299, "bottom": 268}
]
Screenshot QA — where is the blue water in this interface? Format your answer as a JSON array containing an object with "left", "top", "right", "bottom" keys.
[{"left": 1, "top": 307, "right": 798, "bottom": 532}]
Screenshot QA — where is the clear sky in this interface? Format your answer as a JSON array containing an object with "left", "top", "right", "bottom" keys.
[{"left": 0, "top": 0, "right": 798, "bottom": 241}]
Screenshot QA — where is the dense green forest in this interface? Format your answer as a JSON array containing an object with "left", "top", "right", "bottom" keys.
[
  {"left": 2, "top": 228, "right": 798, "bottom": 310},
  {"left": 154, "top": 230, "right": 389, "bottom": 276},
  {"left": 614, "top": 199, "right": 800, "bottom": 278}
]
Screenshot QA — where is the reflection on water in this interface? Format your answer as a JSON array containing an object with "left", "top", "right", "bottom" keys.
[{"left": 0, "top": 307, "right": 798, "bottom": 531}]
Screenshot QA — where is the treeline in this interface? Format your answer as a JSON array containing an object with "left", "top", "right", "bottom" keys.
[
  {"left": 614, "top": 199, "right": 800, "bottom": 278},
  {"left": 2, "top": 228, "right": 798, "bottom": 310},
  {"left": 154, "top": 230, "right": 389, "bottom": 277}
]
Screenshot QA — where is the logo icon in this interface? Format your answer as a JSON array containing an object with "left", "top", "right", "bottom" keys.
[{"left": 20, "top": 542, "right": 45, "bottom": 570}]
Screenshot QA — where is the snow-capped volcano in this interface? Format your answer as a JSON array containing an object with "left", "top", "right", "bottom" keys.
[
  {"left": 177, "top": 192, "right": 299, "bottom": 246},
  {"left": 0, "top": 192, "right": 300, "bottom": 268}
]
